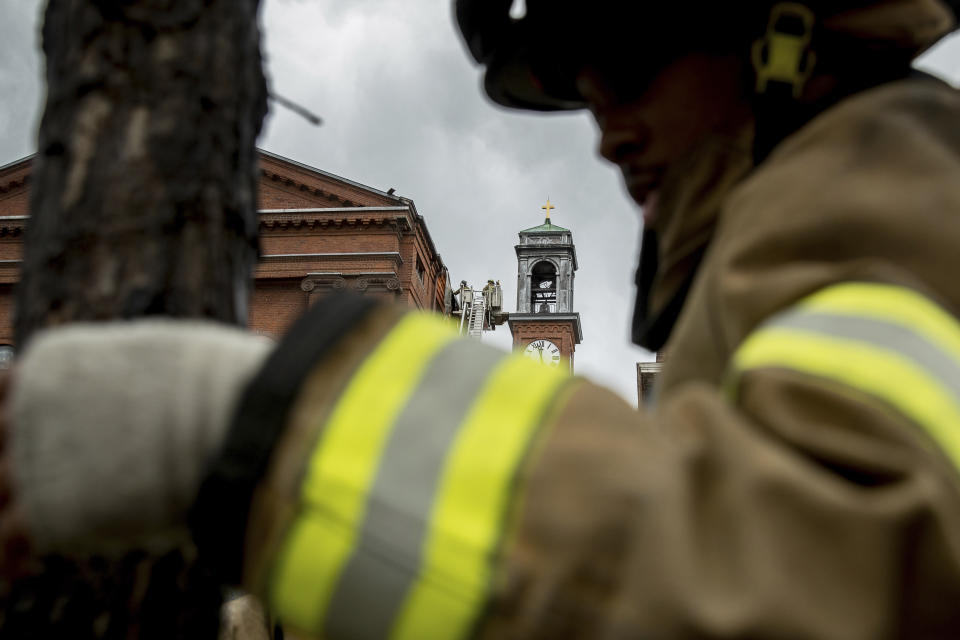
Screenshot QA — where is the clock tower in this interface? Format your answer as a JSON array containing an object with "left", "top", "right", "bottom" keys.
[{"left": 509, "top": 199, "right": 583, "bottom": 371}]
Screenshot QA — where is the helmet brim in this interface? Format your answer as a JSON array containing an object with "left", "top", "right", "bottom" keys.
[
  {"left": 483, "top": 39, "right": 588, "bottom": 112},
  {"left": 483, "top": 17, "right": 587, "bottom": 111},
  {"left": 476, "top": 6, "right": 678, "bottom": 112}
]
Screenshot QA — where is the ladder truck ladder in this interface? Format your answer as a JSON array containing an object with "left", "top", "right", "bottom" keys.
[
  {"left": 455, "top": 282, "right": 503, "bottom": 339},
  {"left": 466, "top": 295, "right": 486, "bottom": 338},
  {"left": 458, "top": 293, "right": 487, "bottom": 339}
]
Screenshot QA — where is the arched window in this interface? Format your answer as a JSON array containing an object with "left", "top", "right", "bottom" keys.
[{"left": 531, "top": 261, "right": 557, "bottom": 313}]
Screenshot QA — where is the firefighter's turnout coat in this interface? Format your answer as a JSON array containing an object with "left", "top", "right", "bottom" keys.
[{"left": 185, "top": 76, "right": 960, "bottom": 638}]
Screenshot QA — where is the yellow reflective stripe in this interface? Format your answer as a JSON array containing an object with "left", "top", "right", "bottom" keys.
[
  {"left": 269, "top": 313, "right": 458, "bottom": 633},
  {"left": 391, "top": 355, "right": 569, "bottom": 640},
  {"left": 798, "top": 283, "right": 960, "bottom": 365},
  {"left": 732, "top": 326, "right": 960, "bottom": 469}
]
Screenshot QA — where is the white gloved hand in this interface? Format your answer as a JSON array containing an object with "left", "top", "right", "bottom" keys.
[{"left": 8, "top": 320, "right": 272, "bottom": 556}]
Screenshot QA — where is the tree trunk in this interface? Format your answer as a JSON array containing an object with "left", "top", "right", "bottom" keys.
[
  {"left": 15, "top": 0, "right": 265, "bottom": 343},
  {"left": 4, "top": 0, "right": 267, "bottom": 637}
]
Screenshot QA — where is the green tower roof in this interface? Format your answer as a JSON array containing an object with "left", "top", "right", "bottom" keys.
[{"left": 520, "top": 218, "right": 570, "bottom": 233}]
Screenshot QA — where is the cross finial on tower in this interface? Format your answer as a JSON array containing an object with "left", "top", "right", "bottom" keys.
[{"left": 541, "top": 197, "right": 555, "bottom": 223}]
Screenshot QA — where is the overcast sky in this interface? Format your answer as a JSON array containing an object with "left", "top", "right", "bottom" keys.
[{"left": 3, "top": 1, "right": 960, "bottom": 404}]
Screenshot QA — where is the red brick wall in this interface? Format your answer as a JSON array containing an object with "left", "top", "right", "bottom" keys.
[
  {"left": 0, "top": 191, "right": 28, "bottom": 216},
  {"left": 0, "top": 152, "right": 450, "bottom": 346},
  {"left": 249, "top": 279, "right": 307, "bottom": 338},
  {"left": 0, "top": 286, "right": 14, "bottom": 345},
  {"left": 261, "top": 228, "right": 398, "bottom": 256},
  {"left": 0, "top": 162, "right": 30, "bottom": 216},
  {"left": 0, "top": 238, "right": 23, "bottom": 266}
]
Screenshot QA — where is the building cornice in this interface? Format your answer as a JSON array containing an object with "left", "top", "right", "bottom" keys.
[
  {"left": 260, "top": 251, "right": 404, "bottom": 266},
  {"left": 0, "top": 173, "right": 29, "bottom": 197},
  {"left": 259, "top": 207, "right": 414, "bottom": 232},
  {"left": 260, "top": 207, "right": 409, "bottom": 214},
  {"left": 515, "top": 243, "right": 579, "bottom": 272},
  {"left": 507, "top": 312, "right": 583, "bottom": 343},
  {"left": 300, "top": 271, "right": 402, "bottom": 296},
  {"left": 0, "top": 216, "right": 27, "bottom": 235}
]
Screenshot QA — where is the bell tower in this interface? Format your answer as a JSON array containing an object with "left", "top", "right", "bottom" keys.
[{"left": 508, "top": 199, "right": 583, "bottom": 371}]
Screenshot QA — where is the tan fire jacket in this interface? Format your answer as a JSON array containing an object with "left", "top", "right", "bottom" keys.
[{"left": 193, "top": 76, "right": 960, "bottom": 639}]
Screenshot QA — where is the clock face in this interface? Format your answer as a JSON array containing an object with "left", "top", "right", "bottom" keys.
[{"left": 523, "top": 339, "right": 562, "bottom": 368}]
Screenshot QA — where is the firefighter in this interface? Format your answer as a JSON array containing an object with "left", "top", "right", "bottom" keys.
[{"left": 3, "top": 1, "right": 960, "bottom": 637}]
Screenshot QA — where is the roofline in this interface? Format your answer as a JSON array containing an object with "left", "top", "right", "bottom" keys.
[
  {"left": 0, "top": 152, "right": 403, "bottom": 207},
  {"left": 0, "top": 209, "right": 409, "bottom": 220},
  {"left": 399, "top": 197, "right": 446, "bottom": 273},
  {"left": 519, "top": 226, "right": 571, "bottom": 234},
  {"left": 259, "top": 207, "right": 409, "bottom": 214},
  {"left": 258, "top": 148, "right": 405, "bottom": 203},
  {"left": 0, "top": 154, "right": 34, "bottom": 174},
  {"left": 519, "top": 217, "right": 572, "bottom": 234}
]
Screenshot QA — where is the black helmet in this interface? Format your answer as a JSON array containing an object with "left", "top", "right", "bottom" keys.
[
  {"left": 455, "top": 1, "right": 706, "bottom": 111},
  {"left": 455, "top": 0, "right": 960, "bottom": 112}
]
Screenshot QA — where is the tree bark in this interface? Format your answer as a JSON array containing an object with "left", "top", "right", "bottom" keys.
[
  {"left": 4, "top": 0, "right": 267, "bottom": 637},
  {"left": 15, "top": 0, "right": 265, "bottom": 344}
]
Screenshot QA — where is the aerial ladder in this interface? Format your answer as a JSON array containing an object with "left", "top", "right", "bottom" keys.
[{"left": 455, "top": 280, "right": 506, "bottom": 339}]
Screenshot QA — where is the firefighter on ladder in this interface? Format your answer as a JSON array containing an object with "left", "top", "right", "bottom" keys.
[{"left": 4, "top": 1, "right": 960, "bottom": 637}]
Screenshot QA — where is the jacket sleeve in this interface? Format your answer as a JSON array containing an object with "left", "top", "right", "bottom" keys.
[{"left": 194, "top": 285, "right": 960, "bottom": 639}]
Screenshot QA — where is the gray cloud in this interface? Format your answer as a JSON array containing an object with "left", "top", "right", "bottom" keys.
[{"left": 0, "top": 1, "right": 43, "bottom": 165}]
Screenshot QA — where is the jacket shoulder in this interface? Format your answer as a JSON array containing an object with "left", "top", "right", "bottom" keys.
[
  {"left": 753, "top": 76, "right": 960, "bottom": 199},
  {"left": 661, "top": 77, "right": 960, "bottom": 392},
  {"left": 716, "top": 75, "right": 960, "bottom": 317}
]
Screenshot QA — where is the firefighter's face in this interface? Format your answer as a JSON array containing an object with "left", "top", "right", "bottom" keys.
[{"left": 577, "top": 52, "right": 751, "bottom": 225}]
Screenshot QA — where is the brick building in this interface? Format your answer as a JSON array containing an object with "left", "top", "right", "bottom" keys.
[{"left": 0, "top": 150, "right": 451, "bottom": 350}]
